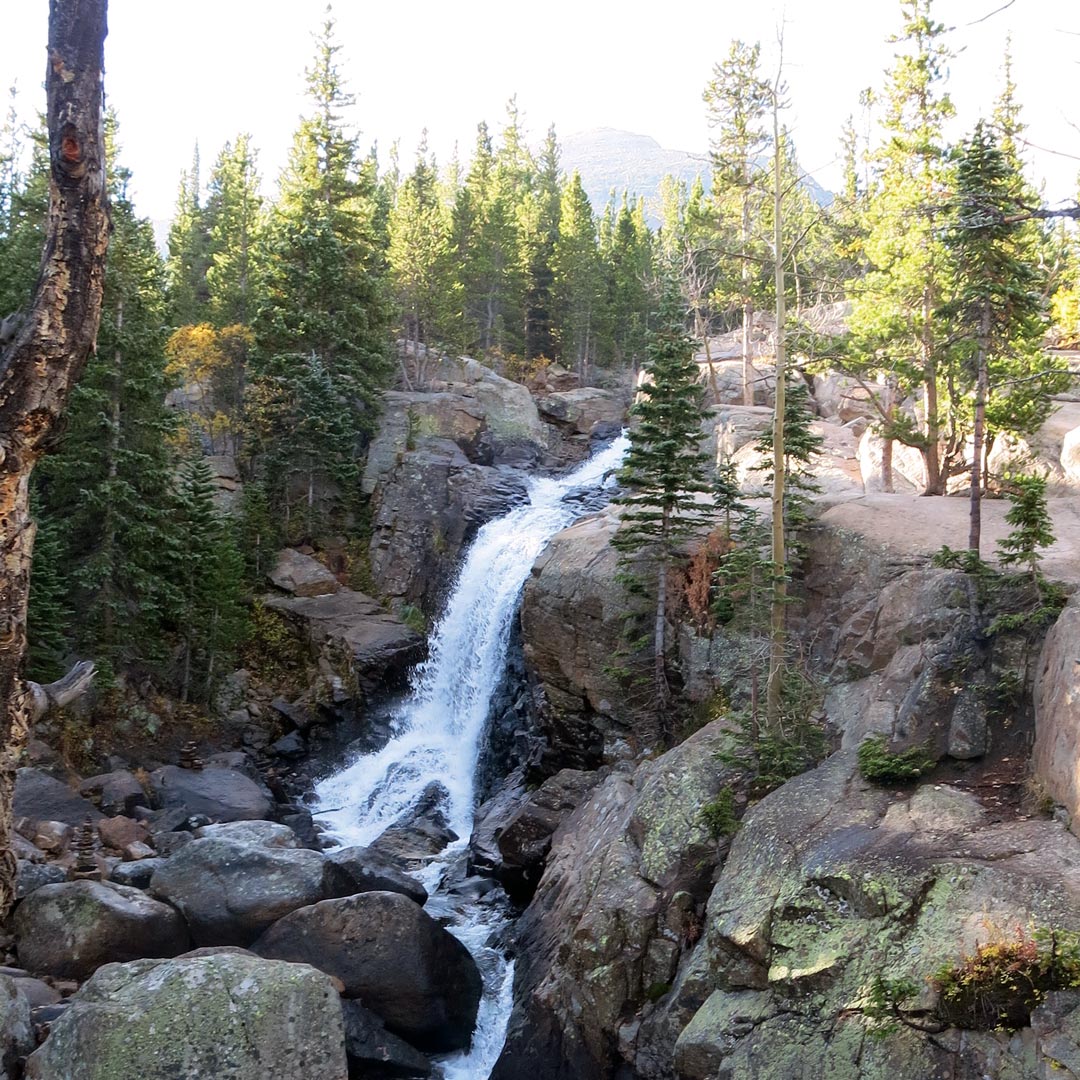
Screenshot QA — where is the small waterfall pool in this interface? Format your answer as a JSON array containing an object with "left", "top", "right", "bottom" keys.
[{"left": 314, "top": 435, "right": 628, "bottom": 1078}]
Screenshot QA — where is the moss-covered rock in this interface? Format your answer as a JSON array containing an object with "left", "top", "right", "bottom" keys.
[{"left": 25, "top": 953, "right": 347, "bottom": 1080}]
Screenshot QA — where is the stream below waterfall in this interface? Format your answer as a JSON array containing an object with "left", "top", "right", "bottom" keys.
[{"left": 314, "top": 434, "right": 628, "bottom": 1079}]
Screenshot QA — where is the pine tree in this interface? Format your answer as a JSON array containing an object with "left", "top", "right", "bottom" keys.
[
  {"left": 941, "top": 120, "right": 1062, "bottom": 555},
  {"left": 0, "top": 118, "right": 48, "bottom": 320},
  {"left": 166, "top": 144, "right": 212, "bottom": 326},
  {"left": 387, "top": 134, "right": 456, "bottom": 384},
  {"left": 25, "top": 514, "right": 73, "bottom": 684},
  {"left": 34, "top": 117, "right": 180, "bottom": 677},
  {"left": 551, "top": 171, "right": 600, "bottom": 379},
  {"left": 520, "top": 124, "right": 563, "bottom": 361},
  {"left": 847, "top": 0, "right": 958, "bottom": 494},
  {"left": 613, "top": 284, "right": 712, "bottom": 727},
  {"left": 996, "top": 473, "right": 1054, "bottom": 585},
  {"left": 600, "top": 193, "right": 653, "bottom": 371},
  {"left": 204, "top": 134, "right": 263, "bottom": 327},
  {"left": 704, "top": 39, "right": 772, "bottom": 405},
  {"left": 252, "top": 9, "right": 391, "bottom": 513},
  {"left": 170, "top": 459, "right": 248, "bottom": 702}
]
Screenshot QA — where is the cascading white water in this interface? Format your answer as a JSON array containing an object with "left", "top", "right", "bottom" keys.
[
  {"left": 314, "top": 434, "right": 627, "bottom": 1079},
  {"left": 315, "top": 434, "right": 627, "bottom": 847}
]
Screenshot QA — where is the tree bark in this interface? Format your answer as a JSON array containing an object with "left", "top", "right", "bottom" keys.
[
  {"left": 765, "top": 97, "right": 787, "bottom": 739},
  {"left": 968, "top": 303, "right": 991, "bottom": 556},
  {"left": 0, "top": 0, "right": 110, "bottom": 916}
]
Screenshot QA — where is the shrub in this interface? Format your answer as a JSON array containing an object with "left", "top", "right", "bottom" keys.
[
  {"left": 857, "top": 735, "right": 936, "bottom": 783},
  {"left": 701, "top": 786, "right": 739, "bottom": 839},
  {"left": 933, "top": 926, "right": 1080, "bottom": 1030}
]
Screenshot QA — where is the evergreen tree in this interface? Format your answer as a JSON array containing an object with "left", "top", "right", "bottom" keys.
[
  {"left": 34, "top": 117, "right": 179, "bottom": 677},
  {"left": 613, "top": 284, "right": 712, "bottom": 726},
  {"left": 941, "top": 121, "right": 1063, "bottom": 555},
  {"left": 170, "top": 459, "right": 248, "bottom": 702},
  {"left": 25, "top": 514, "right": 72, "bottom": 683},
  {"left": 600, "top": 193, "right": 653, "bottom": 371},
  {"left": 520, "top": 124, "right": 563, "bottom": 360},
  {"left": 166, "top": 144, "right": 211, "bottom": 326},
  {"left": 704, "top": 39, "right": 772, "bottom": 405},
  {"left": 387, "top": 134, "right": 456, "bottom": 383},
  {"left": 551, "top": 171, "right": 600, "bottom": 379},
  {"left": 996, "top": 473, "right": 1054, "bottom": 585},
  {"left": 846, "top": 0, "right": 958, "bottom": 494},
  {"left": 252, "top": 10, "right": 391, "bottom": 510},
  {"left": 204, "top": 134, "right": 263, "bottom": 327},
  {"left": 0, "top": 118, "right": 48, "bottom": 320}
]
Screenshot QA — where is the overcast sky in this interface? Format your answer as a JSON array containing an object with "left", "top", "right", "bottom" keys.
[{"left": 2, "top": 0, "right": 1078, "bottom": 224}]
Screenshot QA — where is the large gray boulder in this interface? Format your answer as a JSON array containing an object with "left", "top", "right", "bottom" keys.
[
  {"left": 147, "top": 764, "right": 271, "bottom": 823},
  {"left": 252, "top": 891, "right": 482, "bottom": 1052},
  {"left": 341, "top": 999, "right": 431, "bottom": 1078},
  {"left": 0, "top": 975, "right": 33, "bottom": 1080},
  {"left": 25, "top": 953, "right": 348, "bottom": 1080},
  {"left": 78, "top": 769, "right": 148, "bottom": 817},
  {"left": 14, "top": 881, "right": 189, "bottom": 980},
  {"left": 14, "top": 768, "right": 102, "bottom": 826},
  {"left": 325, "top": 846, "right": 428, "bottom": 906},
  {"left": 150, "top": 838, "right": 354, "bottom": 946}
]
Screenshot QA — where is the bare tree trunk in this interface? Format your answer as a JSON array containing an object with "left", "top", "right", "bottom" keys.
[
  {"left": 765, "top": 94, "right": 787, "bottom": 738},
  {"left": 968, "top": 303, "right": 991, "bottom": 556},
  {"left": 741, "top": 177, "right": 754, "bottom": 406},
  {"left": 881, "top": 377, "right": 895, "bottom": 493},
  {"left": 921, "top": 285, "right": 944, "bottom": 495},
  {"left": 0, "top": 0, "right": 110, "bottom": 916}
]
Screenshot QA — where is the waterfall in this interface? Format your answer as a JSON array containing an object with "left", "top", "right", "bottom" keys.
[{"left": 314, "top": 434, "right": 628, "bottom": 1077}]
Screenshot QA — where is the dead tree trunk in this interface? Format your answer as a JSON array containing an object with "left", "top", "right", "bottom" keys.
[{"left": 0, "top": 0, "right": 110, "bottom": 915}]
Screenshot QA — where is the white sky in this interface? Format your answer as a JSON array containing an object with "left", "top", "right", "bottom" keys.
[{"left": 1, "top": 0, "right": 1078, "bottom": 225}]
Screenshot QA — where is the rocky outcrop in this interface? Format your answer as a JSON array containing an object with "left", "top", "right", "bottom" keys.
[
  {"left": 25, "top": 953, "right": 348, "bottom": 1080},
  {"left": 269, "top": 548, "right": 341, "bottom": 597},
  {"left": 492, "top": 722, "right": 742, "bottom": 1080},
  {"left": 367, "top": 438, "right": 530, "bottom": 612},
  {"left": 643, "top": 751, "right": 1080, "bottom": 1080},
  {"left": 264, "top": 587, "right": 425, "bottom": 696},
  {"left": 520, "top": 507, "right": 652, "bottom": 769},
  {"left": 14, "top": 881, "right": 189, "bottom": 979},
  {"left": 1033, "top": 595, "right": 1080, "bottom": 826},
  {"left": 537, "top": 387, "right": 626, "bottom": 437},
  {"left": 149, "top": 838, "right": 354, "bottom": 946},
  {"left": 325, "top": 846, "right": 429, "bottom": 906},
  {"left": 252, "top": 891, "right": 482, "bottom": 1052}
]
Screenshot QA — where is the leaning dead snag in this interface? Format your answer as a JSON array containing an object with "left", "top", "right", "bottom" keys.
[{"left": 0, "top": 0, "right": 110, "bottom": 915}]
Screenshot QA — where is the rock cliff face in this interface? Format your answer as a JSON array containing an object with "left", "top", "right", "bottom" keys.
[{"left": 503, "top": 494, "right": 1080, "bottom": 1080}]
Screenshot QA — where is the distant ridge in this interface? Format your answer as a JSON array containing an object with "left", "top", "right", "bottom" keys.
[{"left": 560, "top": 127, "right": 831, "bottom": 227}]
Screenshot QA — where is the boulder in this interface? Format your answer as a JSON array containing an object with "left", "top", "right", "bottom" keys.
[
  {"left": 0, "top": 976, "right": 33, "bottom": 1080},
  {"left": 269, "top": 548, "right": 341, "bottom": 597},
  {"left": 1033, "top": 595, "right": 1080, "bottom": 827},
  {"left": 341, "top": 999, "right": 432, "bottom": 1078},
  {"left": 264, "top": 588, "right": 425, "bottom": 696},
  {"left": 651, "top": 751, "right": 1080, "bottom": 1080},
  {"left": 253, "top": 891, "right": 482, "bottom": 1052},
  {"left": 15, "top": 861, "right": 66, "bottom": 900},
  {"left": 325, "top": 846, "right": 428, "bottom": 906},
  {"left": 536, "top": 388, "right": 626, "bottom": 435},
  {"left": 14, "top": 768, "right": 102, "bottom": 827},
  {"left": 78, "top": 770, "right": 148, "bottom": 817},
  {"left": 96, "top": 815, "right": 147, "bottom": 852},
  {"left": 149, "top": 837, "right": 354, "bottom": 946},
  {"left": 14, "top": 881, "right": 189, "bottom": 980},
  {"left": 520, "top": 506, "right": 661, "bottom": 766},
  {"left": 811, "top": 372, "right": 878, "bottom": 423},
  {"left": 109, "top": 858, "right": 165, "bottom": 889},
  {"left": 193, "top": 820, "right": 301, "bottom": 848},
  {"left": 367, "top": 782, "right": 458, "bottom": 865},
  {"left": 24, "top": 953, "right": 348, "bottom": 1080},
  {"left": 147, "top": 764, "right": 271, "bottom": 823}
]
